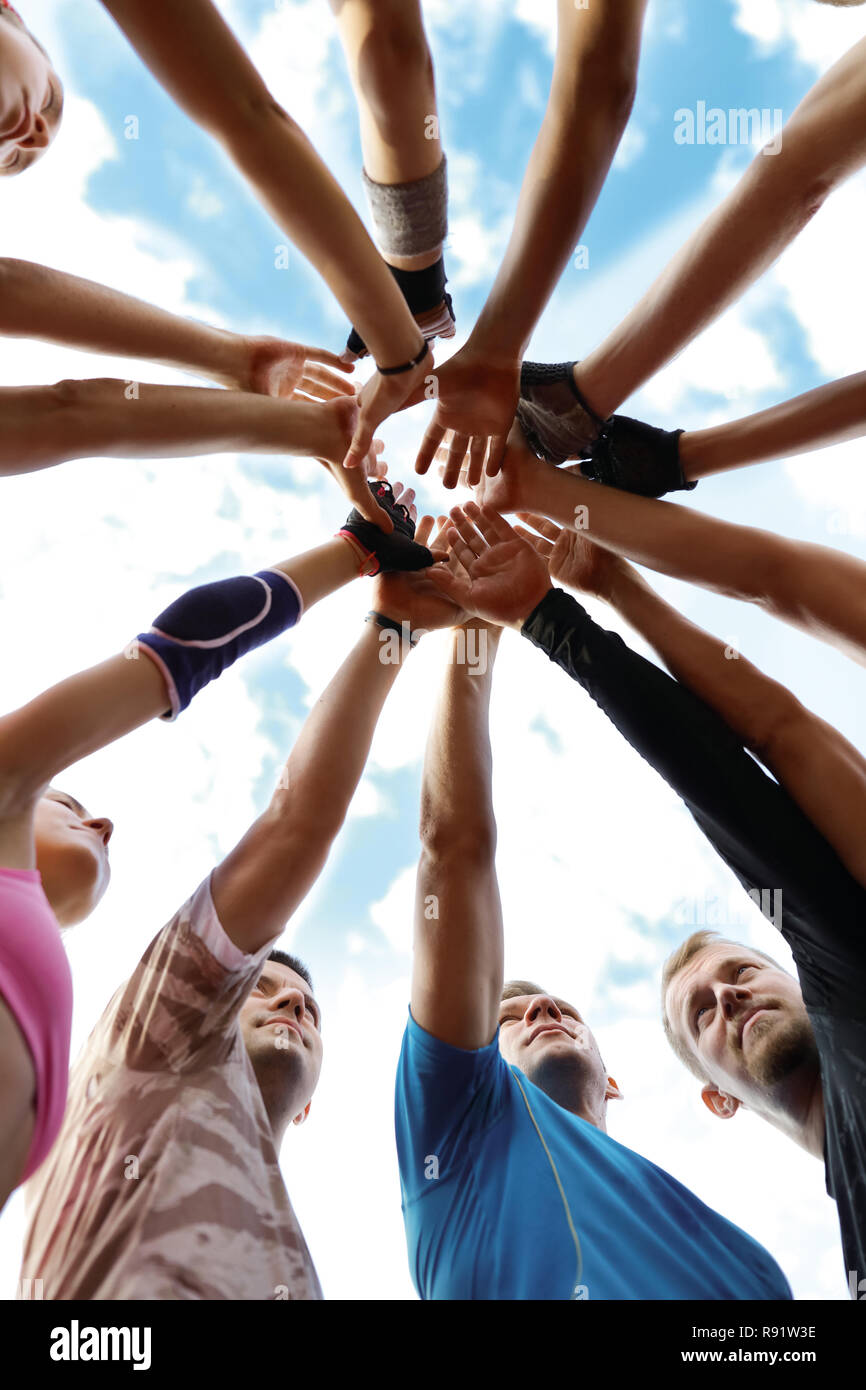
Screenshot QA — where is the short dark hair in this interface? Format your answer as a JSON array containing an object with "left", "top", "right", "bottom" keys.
[{"left": 268, "top": 948, "right": 313, "bottom": 993}]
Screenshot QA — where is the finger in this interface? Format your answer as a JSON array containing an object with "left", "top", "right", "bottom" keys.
[
  {"left": 441, "top": 432, "right": 471, "bottom": 490},
  {"left": 416, "top": 420, "right": 447, "bottom": 476},
  {"left": 485, "top": 434, "right": 509, "bottom": 477},
  {"left": 415, "top": 515, "right": 434, "bottom": 547},
  {"left": 304, "top": 347, "right": 356, "bottom": 374},
  {"left": 516, "top": 512, "right": 562, "bottom": 544},
  {"left": 344, "top": 418, "right": 374, "bottom": 470},
  {"left": 449, "top": 507, "right": 486, "bottom": 557},
  {"left": 465, "top": 505, "right": 504, "bottom": 549},
  {"left": 298, "top": 380, "right": 344, "bottom": 402},
  {"left": 442, "top": 535, "right": 477, "bottom": 577},
  {"left": 513, "top": 525, "right": 554, "bottom": 558},
  {"left": 465, "top": 435, "right": 487, "bottom": 489},
  {"left": 339, "top": 346, "right": 363, "bottom": 366},
  {"left": 465, "top": 501, "right": 515, "bottom": 545}
]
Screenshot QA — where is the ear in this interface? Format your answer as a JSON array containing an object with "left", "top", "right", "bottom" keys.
[
  {"left": 701, "top": 1084, "right": 740, "bottom": 1119},
  {"left": 292, "top": 1101, "right": 312, "bottom": 1127},
  {"left": 604, "top": 1075, "right": 623, "bottom": 1102}
]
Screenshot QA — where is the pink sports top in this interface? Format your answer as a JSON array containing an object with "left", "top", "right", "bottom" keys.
[{"left": 0, "top": 868, "right": 72, "bottom": 1182}]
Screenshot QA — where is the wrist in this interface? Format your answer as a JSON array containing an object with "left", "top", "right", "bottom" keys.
[
  {"left": 510, "top": 582, "right": 555, "bottom": 631},
  {"left": 604, "top": 560, "right": 649, "bottom": 612},
  {"left": 364, "top": 610, "right": 423, "bottom": 659}
]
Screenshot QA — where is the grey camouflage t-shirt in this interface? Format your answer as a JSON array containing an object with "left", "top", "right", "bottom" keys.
[{"left": 21, "top": 876, "right": 322, "bottom": 1300}]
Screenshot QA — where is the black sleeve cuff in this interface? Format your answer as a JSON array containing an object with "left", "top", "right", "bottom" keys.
[{"left": 521, "top": 586, "right": 590, "bottom": 657}]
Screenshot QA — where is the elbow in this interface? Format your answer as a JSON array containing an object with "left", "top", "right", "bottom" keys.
[
  {"left": 744, "top": 690, "right": 808, "bottom": 763},
  {"left": 418, "top": 811, "right": 498, "bottom": 869},
  {"left": 214, "top": 88, "right": 304, "bottom": 148}
]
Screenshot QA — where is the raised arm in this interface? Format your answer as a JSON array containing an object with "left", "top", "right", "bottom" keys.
[
  {"left": 477, "top": 424, "right": 866, "bottom": 667},
  {"left": 209, "top": 517, "right": 463, "bottom": 955},
  {"left": 411, "top": 621, "right": 504, "bottom": 1050},
  {"left": 415, "top": 0, "right": 648, "bottom": 486},
  {"left": 0, "top": 525, "right": 379, "bottom": 870},
  {"left": 0, "top": 384, "right": 393, "bottom": 526},
  {"left": 0, "top": 258, "right": 352, "bottom": 400},
  {"left": 97, "top": 0, "right": 429, "bottom": 460},
  {"left": 597, "top": 559, "right": 866, "bottom": 892}
]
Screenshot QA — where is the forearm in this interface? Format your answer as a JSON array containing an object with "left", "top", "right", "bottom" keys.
[
  {"left": 578, "top": 36, "right": 866, "bottom": 418},
  {"left": 602, "top": 564, "right": 786, "bottom": 749},
  {"left": 419, "top": 625, "right": 502, "bottom": 850},
  {"left": 603, "top": 565, "right": 866, "bottom": 887},
  {"left": 680, "top": 371, "right": 866, "bottom": 481},
  {"left": 470, "top": 0, "right": 642, "bottom": 358},
  {"left": 100, "top": 0, "right": 423, "bottom": 367},
  {"left": 0, "top": 654, "right": 170, "bottom": 811},
  {"left": 517, "top": 461, "right": 775, "bottom": 603},
  {"left": 221, "top": 114, "right": 424, "bottom": 363},
  {"left": 210, "top": 622, "right": 406, "bottom": 949},
  {"left": 0, "top": 381, "right": 338, "bottom": 474},
  {"left": 0, "top": 259, "right": 243, "bottom": 386},
  {"left": 0, "top": 546, "right": 357, "bottom": 806},
  {"left": 413, "top": 625, "right": 504, "bottom": 1049}
]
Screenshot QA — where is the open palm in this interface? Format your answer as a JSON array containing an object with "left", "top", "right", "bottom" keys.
[
  {"left": 514, "top": 512, "right": 622, "bottom": 599},
  {"left": 428, "top": 503, "right": 551, "bottom": 628}
]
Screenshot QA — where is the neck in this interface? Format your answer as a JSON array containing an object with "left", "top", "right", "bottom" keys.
[
  {"left": 516, "top": 1064, "right": 608, "bottom": 1132},
  {"left": 749, "top": 1066, "right": 825, "bottom": 1159},
  {"left": 253, "top": 1065, "right": 300, "bottom": 1149}
]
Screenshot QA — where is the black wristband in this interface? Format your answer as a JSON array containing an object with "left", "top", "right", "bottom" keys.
[
  {"left": 365, "top": 610, "right": 422, "bottom": 647},
  {"left": 376, "top": 340, "right": 430, "bottom": 377}
]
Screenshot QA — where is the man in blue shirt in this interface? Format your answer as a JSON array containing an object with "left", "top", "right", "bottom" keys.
[{"left": 396, "top": 580, "right": 791, "bottom": 1299}]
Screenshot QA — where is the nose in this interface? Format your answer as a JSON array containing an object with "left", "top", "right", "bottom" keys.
[
  {"left": 269, "top": 984, "right": 307, "bottom": 1021},
  {"left": 21, "top": 113, "right": 51, "bottom": 152},
  {"left": 718, "top": 981, "right": 750, "bottom": 1019},
  {"left": 525, "top": 995, "right": 563, "bottom": 1025},
  {"left": 86, "top": 818, "right": 114, "bottom": 847}
]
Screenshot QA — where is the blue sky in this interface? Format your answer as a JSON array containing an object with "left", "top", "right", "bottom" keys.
[{"left": 1, "top": 0, "right": 865, "bottom": 1300}]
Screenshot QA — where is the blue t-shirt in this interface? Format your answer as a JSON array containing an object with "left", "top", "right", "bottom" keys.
[{"left": 395, "top": 1012, "right": 792, "bottom": 1301}]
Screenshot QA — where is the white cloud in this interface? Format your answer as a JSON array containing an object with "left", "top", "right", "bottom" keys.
[
  {"left": 0, "top": 0, "right": 858, "bottom": 1308},
  {"left": 613, "top": 123, "right": 648, "bottom": 172},
  {"left": 732, "top": 0, "right": 866, "bottom": 70}
]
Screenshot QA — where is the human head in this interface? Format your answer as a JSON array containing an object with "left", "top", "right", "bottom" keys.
[
  {"left": 239, "top": 951, "right": 323, "bottom": 1132},
  {"left": 34, "top": 788, "right": 114, "bottom": 926},
  {"left": 661, "top": 931, "right": 819, "bottom": 1121},
  {"left": 0, "top": 5, "right": 63, "bottom": 177},
  {"left": 497, "top": 979, "right": 621, "bottom": 1129}
]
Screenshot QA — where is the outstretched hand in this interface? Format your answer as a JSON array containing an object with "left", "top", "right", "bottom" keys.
[
  {"left": 414, "top": 349, "right": 520, "bottom": 489},
  {"left": 427, "top": 502, "right": 552, "bottom": 628},
  {"left": 239, "top": 335, "right": 358, "bottom": 402},
  {"left": 513, "top": 513, "right": 625, "bottom": 600},
  {"left": 371, "top": 516, "right": 468, "bottom": 633},
  {"left": 342, "top": 349, "right": 435, "bottom": 471}
]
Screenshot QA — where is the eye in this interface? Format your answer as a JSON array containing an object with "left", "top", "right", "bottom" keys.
[{"left": 737, "top": 965, "right": 754, "bottom": 977}]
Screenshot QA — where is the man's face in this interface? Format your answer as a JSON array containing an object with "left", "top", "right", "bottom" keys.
[
  {"left": 666, "top": 943, "right": 818, "bottom": 1116},
  {"left": 497, "top": 991, "right": 615, "bottom": 1100},
  {"left": 239, "top": 961, "right": 323, "bottom": 1123}
]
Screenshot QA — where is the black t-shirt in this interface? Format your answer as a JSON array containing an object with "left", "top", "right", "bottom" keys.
[{"left": 786, "top": 924, "right": 866, "bottom": 1300}]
